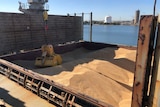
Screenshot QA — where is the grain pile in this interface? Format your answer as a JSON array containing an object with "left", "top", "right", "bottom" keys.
[
  {"left": 12, "top": 46, "right": 136, "bottom": 107},
  {"left": 41, "top": 47, "right": 136, "bottom": 107}
]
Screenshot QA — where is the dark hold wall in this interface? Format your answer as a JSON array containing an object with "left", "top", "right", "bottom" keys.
[{"left": 0, "top": 12, "right": 82, "bottom": 55}]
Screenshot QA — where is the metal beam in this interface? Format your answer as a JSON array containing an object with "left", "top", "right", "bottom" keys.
[
  {"left": 90, "top": 12, "right": 93, "bottom": 42},
  {"left": 131, "top": 15, "right": 157, "bottom": 107}
]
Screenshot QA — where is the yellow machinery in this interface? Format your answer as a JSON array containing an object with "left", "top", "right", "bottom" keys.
[{"left": 35, "top": 44, "right": 62, "bottom": 67}]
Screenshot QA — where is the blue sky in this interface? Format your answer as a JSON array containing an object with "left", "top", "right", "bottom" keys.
[{"left": 0, "top": 0, "right": 160, "bottom": 21}]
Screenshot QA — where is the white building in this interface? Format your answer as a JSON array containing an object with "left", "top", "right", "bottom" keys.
[{"left": 104, "top": 16, "right": 112, "bottom": 23}]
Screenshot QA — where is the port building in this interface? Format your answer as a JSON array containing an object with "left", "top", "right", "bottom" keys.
[{"left": 104, "top": 16, "right": 112, "bottom": 23}]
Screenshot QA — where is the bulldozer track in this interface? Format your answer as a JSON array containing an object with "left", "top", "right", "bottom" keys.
[{"left": 0, "top": 59, "right": 112, "bottom": 107}]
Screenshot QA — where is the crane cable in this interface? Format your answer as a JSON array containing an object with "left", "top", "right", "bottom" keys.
[
  {"left": 153, "top": 0, "right": 157, "bottom": 17},
  {"left": 43, "top": 10, "right": 48, "bottom": 44}
]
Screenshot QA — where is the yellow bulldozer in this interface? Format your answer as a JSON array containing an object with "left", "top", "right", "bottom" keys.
[{"left": 35, "top": 44, "right": 62, "bottom": 67}]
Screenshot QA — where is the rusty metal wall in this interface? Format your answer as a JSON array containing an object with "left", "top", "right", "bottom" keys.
[{"left": 0, "top": 12, "right": 82, "bottom": 55}]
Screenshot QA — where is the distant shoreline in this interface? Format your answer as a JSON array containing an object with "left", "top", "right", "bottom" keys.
[
  {"left": 84, "top": 23, "right": 138, "bottom": 26},
  {"left": 83, "top": 21, "right": 138, "bottom": 26}
]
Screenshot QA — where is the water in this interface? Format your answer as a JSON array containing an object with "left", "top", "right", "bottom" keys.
[{"left": 83, "top": 25, "right": 139, "bottom": 46}]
